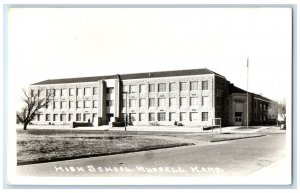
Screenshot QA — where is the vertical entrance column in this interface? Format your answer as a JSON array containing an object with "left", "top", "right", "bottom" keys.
[{"left": 98, "top": 80, "right": 107, "bottom": 125}]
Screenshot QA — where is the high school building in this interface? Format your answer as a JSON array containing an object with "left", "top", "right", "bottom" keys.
[{"left": 30, "top": 68, "right": 275, "bottom": 127}]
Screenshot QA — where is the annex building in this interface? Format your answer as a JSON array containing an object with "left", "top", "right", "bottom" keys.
[{"left": 30, "top": 68, "right": 275, "bottom": 127}]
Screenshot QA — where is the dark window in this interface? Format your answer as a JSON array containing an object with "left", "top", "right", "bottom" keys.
[{"left": 202, "top": 81, "right": 208, "bottom": 90}]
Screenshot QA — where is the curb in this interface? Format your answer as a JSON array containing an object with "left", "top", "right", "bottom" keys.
[
  {"left": 210, "top": 134, "right": 267, "bottom": 142},
  {"left": 17, "top": 142, "right": 194, "bottom": 166}
]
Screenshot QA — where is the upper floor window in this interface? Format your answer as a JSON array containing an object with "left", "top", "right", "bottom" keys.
[
  {"left": 169, "top": 82, "right": 176, "bottom": 92},
  {"left": 69, "top": 88, "right": 75, "bottom": 96},
  {"left": 180, "top": 97, "right": 188, "bottom": 106},
  {"left": 158, "top": 83, "right": 166, "bottom": 92},
  {"left": 84, "top": 100, "right": 91, "bottom": 108},
  {"left": 61, "top": 101, "right": 67, "bottom": 109},
  {"left": 77, "top": 88, "right": 82, "bottom": 96},
  {"left": 190, "top": 97, "right": 198, "bottom": 106},
  {"left": 129, "top": 99, "right": 136, "bottom": 107},
  {"left": 158, "top": 98, "right": 165, "bottom": 107},
  {"left": 93, "top": 87, "right": 98, "bottom": 95},
  {"left": 139, "top": 98, "right": 146, "bottom": 107},
  {"left": 139, "top": 84, "right": 146, "bottom": 93},
  {"left": 202, "top": 96, "right": 209, "bottom": 106},
  {"left": 61, "top": 89, "right": 67, "bottom": 97},
  {"left": 106, "top": 100, "right": 114, "bottom": 107},
  {"left": 180, "top": 82, "right": 187, "bottom": 91},
  {"left": 190, "top": 81, "right": 198, "bottom": 91},
  {"left": 107, "top": 88, "right": 114, "bottom": 94},
  {"left": 149, "top": 98, "right": 155, "bottom": 107},
  {"left": 129, "top": 85, "right": 137, "bottom": 93},
  {"left": 202, "top": 81, "right": 208, "bottom": 90},
  {"left": 54, "top": 89, "right": 59, "bottom": 97},
  {"left": 149, "top": 84, "right": 155, "bottom": 92},
  {"left": 84, "top": 87, "right": 91, "bottom": 96}
]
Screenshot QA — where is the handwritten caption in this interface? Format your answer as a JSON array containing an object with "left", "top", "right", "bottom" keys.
[{"left": 54, "top": 165, "right": 224, "bottom": 173}]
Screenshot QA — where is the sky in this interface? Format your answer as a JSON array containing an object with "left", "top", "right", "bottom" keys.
[{"left": 8, "top": 7, "right": 291, "bottom": 105}]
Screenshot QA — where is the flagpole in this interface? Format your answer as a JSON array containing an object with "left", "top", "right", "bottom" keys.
[{"left": 247, "top": 57, "right": 249, "bottom": 129}]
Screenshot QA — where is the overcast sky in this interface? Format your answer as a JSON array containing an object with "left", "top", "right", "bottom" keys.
[{"left": 8, "top": 7, "right": 291, "bottom": 103}]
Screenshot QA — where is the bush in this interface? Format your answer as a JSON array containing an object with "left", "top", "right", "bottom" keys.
[{"left": 149, "top": 122, "right": 159, "bottom": 126}]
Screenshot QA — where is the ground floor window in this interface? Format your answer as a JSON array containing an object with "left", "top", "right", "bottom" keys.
[
  {"left": 190, "top": 112, "right": 199, "bottom": 121},
  {"left": 139, "top": 113, "right": 146, "bottom": 121},
  {"left": 149, "top": 113, "right": 155, "bottom": 121},
  {"left": 202, "top": 112, "right": 208, "bottom": 121},
  {"left": 84, "top": 113, "right": 91, "bottom": 122},
  {"left": 68, "top": 114, "right": 73, "bottom": 121},
  {"left": 129, "top": 113, "right": 136, "bottom": 122},
  {"left": 53, "top": 114, "right": 58, "bottom": 121},
  {"left": 45, "top": 114, "right": 50, "bottom": 121},
  {"left": 60, "top": 114, "right": 66, "bottom": 121},
  {"left": 169, "top": 112, "right": 176, "bottom": 121},
  {"left": 158, "top": 112, "right": 166, "bottom": 121},
  {"left": 180, "top": 112, "right": 187, "bottom": 121},
  {"left": 76, "top": 113, "right": 81, "bottom": 121}
]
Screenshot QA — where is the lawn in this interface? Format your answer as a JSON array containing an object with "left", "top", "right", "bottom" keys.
[{"left": 17, "top": 129, "right": 193, "bottom": 165}]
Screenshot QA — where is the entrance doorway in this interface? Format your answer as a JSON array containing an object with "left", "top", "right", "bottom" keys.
[
  {"left": 235, "top": 112, "right": 243, "bottom": 126},
  {"left": 107, "top": 113, "right": 114, "bottom": 124}
]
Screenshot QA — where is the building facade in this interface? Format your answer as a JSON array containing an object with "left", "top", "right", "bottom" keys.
[{"left": 29, "top": 68, "right": 275, "bottom": 127}]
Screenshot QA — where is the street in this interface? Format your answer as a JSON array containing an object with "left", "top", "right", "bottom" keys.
[{"left": 17, "top": 133, "right": 286, "bottom": 177}]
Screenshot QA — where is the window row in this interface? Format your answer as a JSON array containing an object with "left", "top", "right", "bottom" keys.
[
  {"left": 47, "top": 100, "right": 98, "bottom": 109},
  {"left": 122, "top": 97, "right": 210, "bottom": 108},
  {"left": 122, "top": 112, "right": 209, "bottom": 122},
  {"left": 123, "top": 81, "right": 209, "bottom": 93},
  {"left": 35, "top": 87, "right": 98, "bottom": 97},
  {"left": 35, "top": 113, "right": 97, "bottom": 122}
]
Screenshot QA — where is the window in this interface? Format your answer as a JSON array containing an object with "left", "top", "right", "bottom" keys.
[
  {"left": 169, "top": 82, "right": 176, "bottom": 92},
  {"left": 77, "top": 88, "right": 82, "bottom": 96},
  {"left": 76, "top": 113, "right": 81, "bottom": 121},
  {"left": 93, "top": 87, "right": 98, "bottom": 95},
  {"left": 216, "top": 89, "right": 222, "bottom": 97},
  {"left": 149, "top": 113, "right": 155, "bottom": 121},
  {"left": 202, "top": 112, "right": 208, "bottom": 121},
  {"left": 106, "top": 100, "right": 114, "bottom": 107},
  {"left": 158, "top": 98, "right": 165, "bottom": 107},
  {"left": 84, "top": 113, "right": 91, "bottom": 122},
  {"left": 139, "top": 98, "right": 145, "bottom": 107},
  {"left": 149, "top": 84, "right": 155, "bottom": 92},
  {"left": 84, "top": 87, "right": 91, "bottom": 96},
  {"left": 202, "top": 96, "right": 209, "bottom": 106},
  {"left": 36, "top": 114, "right": 41, "bottom": 121},
  {"left": 53, "top": 101, "right": 59, "bottom": 109},
  {"left": 107, "top": 88, "right": 114, "bottom": 94},
  {"left": 38, "top": 89, "right": 43, "bottom": 97},
  {"left": 69, "top": 101, "right": 75, "bottom": 109},
  {"left": 53, "top": 114, "right": 58, "bottom": 121},
  {"left": 60, "top": 114, "right": 66, "bottom": 121},
  {"left": 139, "top": 84, "right": 146, "bottom": 93},
  {"left": 190, "top": 112, "right": 199, "bottom": 121},
  {"left": 139, "top": 113, "right": 146, "bottom": 121},
  {"left": 130, "top": 85, "right": 137, "bottom": 93},
  {"left": 202, "top": 81, "right": 208, "bottom": 90},
  {"left": 46, "top": 89, "right": 51, "bottom": 96},
  {"left": 180, "top": 112, "right": 187, "bottom": 121},
  {"left": 180, "top": 97, "right": 188, "bottom": 107},
  {"left": 84, "top": 100, "right": 91, "bottom": 108},
  {"left": 260, "top": 104, "right": 262, "bottom": 110},
  {"left": 122, "top": 85, "right": 128, "bottom": 93},
  {"left": 122, "top": 99, "right": 126, "bottom": 107},
  {"left": 169, "top": 98, "right": 177, "bottom": 107},
  {"left": 190, "top": 81, "right": 198, "bottom": 91},
  {"left": 158, "top": 112, "right": 166, "bottom": 121},
  {"left": 149, "top": 98, "right": 155, "bottom": 107},
  {"left": 54, "top": 89, "right": 59, "bottom": 97},
  {"left": 169, "top": 112, "right": 176, "bottom": 121},
  {"left": 129, "top": 113, "right": 136, "bottom": 122},
  {"left": 45, "top": 114, "right": 51, "bottom": 121},
  {"left": 158, "top": 83, "right": 166, "bottom": 92},
  {"left": 69, "top": 88, "right": 75, "bottom": 96},
  {"left": 190, "top": 97, "right": 198, "bottom": 106},
  {"left": 76, "top": 101, "right": 82, "bottom": 108},
  {"left": 129, "top": 99, "right": 136, "bottom": 107},
  {"left": 61, "top": 89, "right": 67, "bottom": 96},
  {"left": 180, "top": 82, "right": 187, "bottom": 91},
  {"left": 61, "top": 101, "right": 67, "bottom": 109},
  {"left": 68, "top": 114, "right": 73, "bottom": 121},
  {"left": 93, "top": 100, "right": 98, "bottom": 108}
]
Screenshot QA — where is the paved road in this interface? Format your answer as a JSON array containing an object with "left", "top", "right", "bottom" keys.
[{"left": 17, "top": 133, "right": 286, "bottom": 177}]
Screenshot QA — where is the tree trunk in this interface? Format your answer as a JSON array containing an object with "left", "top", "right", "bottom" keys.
[{"left": 23, "top": 123, "right": 28, "bottom": 130}]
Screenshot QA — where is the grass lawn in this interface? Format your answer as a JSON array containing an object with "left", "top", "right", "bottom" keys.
[{"left": 17, "top": 129, "right": 193, "bottom": 165}]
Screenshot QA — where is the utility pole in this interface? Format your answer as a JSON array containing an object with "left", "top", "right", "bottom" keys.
[{"left": 247, "top": 57, "right": 249, "bottom": 129}]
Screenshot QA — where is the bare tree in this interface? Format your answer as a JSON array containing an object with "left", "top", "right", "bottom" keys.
[
  {"left": 268, "top": 99, "right": 286, "bottom": 129},
  {"left": 17, "top": 88, "right": 53, "bottom": 130}
]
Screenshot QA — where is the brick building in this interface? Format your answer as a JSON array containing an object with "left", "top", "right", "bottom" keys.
[{"left": 29, "top": 68, "right": 275, "bottom": 127}]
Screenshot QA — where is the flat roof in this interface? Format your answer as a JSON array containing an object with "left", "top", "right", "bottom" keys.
[{"left": 32, "top": 68, "right": 225, "bottom": 85}]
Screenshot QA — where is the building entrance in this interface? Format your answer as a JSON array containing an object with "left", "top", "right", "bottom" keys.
[{"left": 235, "top": 112, "right": 243, "bottom": 126}]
